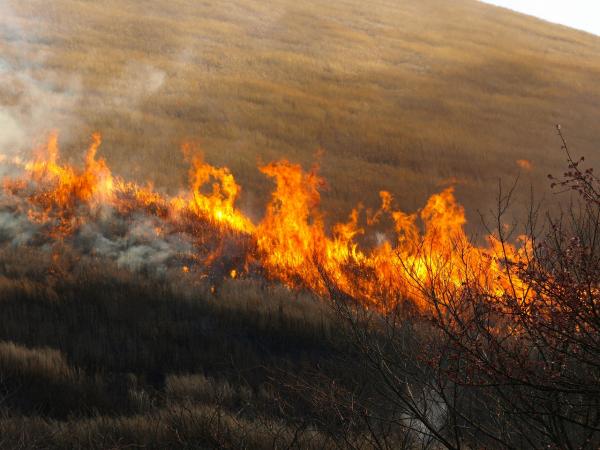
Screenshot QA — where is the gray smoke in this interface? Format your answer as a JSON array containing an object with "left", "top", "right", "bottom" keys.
[
  {"left": 77, "top": 215, "right": 193, "bottom": 273},
  {"left": 0, "top": 210, "right": 39, "bottom": 246}
]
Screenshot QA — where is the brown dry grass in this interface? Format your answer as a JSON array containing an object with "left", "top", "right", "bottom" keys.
[{"left": 1, "top": 0, "right": 599, "bottom": 228}]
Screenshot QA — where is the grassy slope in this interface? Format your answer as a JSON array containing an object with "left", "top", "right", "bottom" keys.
[{"left": 1, "top": 0, "right": 599, "bottom": 227}]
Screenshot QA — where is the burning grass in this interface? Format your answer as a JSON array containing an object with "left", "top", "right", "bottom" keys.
[
  {"left": 0, "top": 132, "right": 547, "bottom": 448},
  {"left": 0, "top": 132, "right": 534, "bottom": 312},
  {"left": 0, "top": 136, "right": 597, "bottom": 448}
]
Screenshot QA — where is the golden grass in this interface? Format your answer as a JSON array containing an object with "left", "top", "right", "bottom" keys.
[{"left": 1, "top": 0, "right": 599, "bottom": 229}]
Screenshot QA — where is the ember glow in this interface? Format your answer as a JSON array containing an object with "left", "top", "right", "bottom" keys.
[{"left": 1, "top": 132, "right": 532, "bottom": 311}]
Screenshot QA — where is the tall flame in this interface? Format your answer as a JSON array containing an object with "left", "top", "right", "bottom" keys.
[{"left": 1, "top": 133, "right": 533, "bottom": 311}]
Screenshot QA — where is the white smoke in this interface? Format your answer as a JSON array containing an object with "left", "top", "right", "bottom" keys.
[
  {"left": 109, "top": 62, "right": 167, "bottom": 110},
  {"left": 0, "top": 110, "right": 26, "bottom": 155},
  {"left": 400, "top": 386, "right": 449, "bottom": 445},
  {"left": 0, "top": 1, "right": 84, "bottom": 156},
  {"left": 74, "top": 214, "right": 194, "bottom": 274}
]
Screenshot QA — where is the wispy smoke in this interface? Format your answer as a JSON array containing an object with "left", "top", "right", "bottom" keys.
[
  {"left": 0, "top": 185, "right": 200, "bottom": 274},
  {"left": 108, "top": 62, "right": 167, "bottom": 110},
  {"left": 0, "top": 3, "right": 184, "bottom": 276},
  {"left": 76, "top": 215, "right": 193, "bottom": 273},
  {"left": 0, "top": 210, "right": 38, "bottom": 246},
  {"left": 0, "top": 1, "right": 84, "bottom": 155}
]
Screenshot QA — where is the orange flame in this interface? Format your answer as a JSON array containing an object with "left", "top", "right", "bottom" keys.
[{"left": 2, "top": 132, "right": 534, "bottom": 312}]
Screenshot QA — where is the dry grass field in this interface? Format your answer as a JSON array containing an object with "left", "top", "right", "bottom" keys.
[
  {"left": 1, "top": 0, "right": 599, "bottom": 228},
  {"left": 1, "top": 2, "right": 600, "bottom": 448}
]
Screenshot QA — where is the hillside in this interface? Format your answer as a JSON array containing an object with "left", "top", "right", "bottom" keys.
[
  {"left": 1, "top": 0, "right": 599, "bottom": 227},
  {"left": 1, "top": 1, "right": 600, "bottom": 448}
]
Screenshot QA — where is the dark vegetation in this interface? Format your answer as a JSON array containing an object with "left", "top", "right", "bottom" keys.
[{"left": 0, "top": 251, "right": 349, "bottom": 448}]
